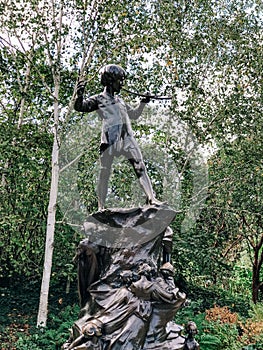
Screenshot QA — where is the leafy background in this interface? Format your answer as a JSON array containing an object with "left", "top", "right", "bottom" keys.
[{"left": 0, "top": 0, "right": 263, "bottom": 348}]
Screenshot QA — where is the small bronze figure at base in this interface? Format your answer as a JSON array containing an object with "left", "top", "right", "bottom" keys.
[{"left": 184, "top": 321, "right": 200, "bottom": 350}]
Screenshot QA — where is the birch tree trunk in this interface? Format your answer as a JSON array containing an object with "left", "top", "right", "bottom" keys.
[
  {"left": 37, "top": 81, "right": 60, "bottom": 327},
  {"left": 36, "top": 0, "right": 62, "bottom": 326}
]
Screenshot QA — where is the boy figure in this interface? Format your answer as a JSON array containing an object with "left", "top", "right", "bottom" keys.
[{"left": 74, "top": 64, "right": 160, "bottom": 210}]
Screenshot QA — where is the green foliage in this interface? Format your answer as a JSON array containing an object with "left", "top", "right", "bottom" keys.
[
  {"left": 207, "top": 137, "right": 263, "bottom": 302},
  {"left": 0, "top": 282, "right": 79, "bottom": 349},
  {"left": 177, "top": 305, "right": 243, "bottom": 350},
  {"left": 226, "top": 263, "right": 252, "bottom": 298},
  {"left": 10, "top": 304, "right": 79, "bottom": 350},
  {"left": 170, "top": 132, "right": 263, "bottom": 303},
  {"left": 1, "top": 0, "right": 263, "bottom": 330},
  {"left": 202, "top": 321, "right": 241, "bottom": 350},
  {"left": 51, "top": 223, "right": 81, "bottom": 286},
  {"left": 177, "top": 298, "right": 263, "bottom": 350},
  {"left": 177, "top": 302, "right": 252, "bottom": 350},
  {"left": 248, "top": 303, "right": 263, "bottom": 322},
  {"left": 0, "top": 123, "right": 52, "bottom": 279},
  {"left": 1, "top": 281, "right": 263, "bottom": 350}
]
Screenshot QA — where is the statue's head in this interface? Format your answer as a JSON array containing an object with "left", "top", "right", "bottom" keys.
[
  {"left": 82, "top": 320, "right": 102, "bottom": 338},
  {"left": 100, "top": 64, "right": 126, "bottom": 92},
  {"left": 137, "top": 263, "right": 153, "bottom": 278},
  {"left": 120, "top": 270, "right": 133, "bottom": 286},
  {"left": 186, "top": 321, "right": 198, "bottom": 337},
  {"left": 160, "top": 262, "right": 175, "bottom": 277}
]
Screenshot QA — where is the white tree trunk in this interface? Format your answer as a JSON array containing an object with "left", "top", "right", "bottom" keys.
[{"left": 37, "top": 82, "right": 60, "bottom": 327}]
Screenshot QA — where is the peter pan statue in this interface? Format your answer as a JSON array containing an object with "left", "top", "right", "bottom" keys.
[{"left": 74, "top": 64, "right": 161, "bottom": 211}]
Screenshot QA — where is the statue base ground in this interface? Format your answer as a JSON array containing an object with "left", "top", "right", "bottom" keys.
[{"left": 62, "top": 205, "right": 198, "bottom": 350}]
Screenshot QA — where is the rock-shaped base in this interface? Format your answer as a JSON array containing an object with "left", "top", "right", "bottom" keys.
[
  {"left": 62, "top": 205, "right": 194, "bottom": 350},
  {"left": 82, "top": 204, "right": 177, "bottom": 249}
]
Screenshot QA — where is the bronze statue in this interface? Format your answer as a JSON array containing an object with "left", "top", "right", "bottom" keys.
[
  {"left": 62, "top": 67, "right": 200, "bottom": 350},
  {"left": 74, "top": 64, "right": 161, "bottom": 210},
  {"left": 184, "top": 321, "right": 200, "bottom": 350},
  {"left": 62, "top": 206, "right": 200, "bottom": 350}
]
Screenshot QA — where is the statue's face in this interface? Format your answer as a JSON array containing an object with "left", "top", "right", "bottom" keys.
[
  {"left": 187, "top": 323, "right": 198, "bottom": 336},
  {"left": 82, "top": 322, "right": 102, "bottom": 337},
  {"left": 112, "top": 77, "right": 124, "bottom": 93},
  {"left": 161, "top": 268, "right": 174, "bottom": 278}
]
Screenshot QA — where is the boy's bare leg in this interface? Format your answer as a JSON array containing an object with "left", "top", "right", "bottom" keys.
[
  {"left": 97, "top": 150, "right": 114, "bottom": 211},
  {"left": 129, "top": 158, "right": 163, "bottom": 205}
]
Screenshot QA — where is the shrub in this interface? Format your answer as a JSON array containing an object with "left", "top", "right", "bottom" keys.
[
  {"left": 239, "top": 303, "right": 263, "bottom": 347},
  {"left": 205, "top": 305, "right": 239, "bottom": 324}
]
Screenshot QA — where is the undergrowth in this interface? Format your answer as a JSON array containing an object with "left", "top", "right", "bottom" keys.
[
  {"left": 177, "top": 301, "right": 263, "bottom": 350},
  {"left": 1, "top": 281, "right": 263, "bottom": 350}
]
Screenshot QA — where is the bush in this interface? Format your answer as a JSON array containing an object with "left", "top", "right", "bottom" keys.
[
  {"left": 239, "top": 303, "right": 263, "bottom": 348},
  {"left": 14, "top": 304, "right": 80, "bottom": 350}
]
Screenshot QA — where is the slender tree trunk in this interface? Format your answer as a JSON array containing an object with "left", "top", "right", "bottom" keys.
[
  {"left": 252, "top": 262, "right": 260, "bottom": 304},
  {"left": 37, "top": 82, "right": 60, "bottom": 327},
  {"left": 252, "top": 240, "right": 263, "bottom": 304}
]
